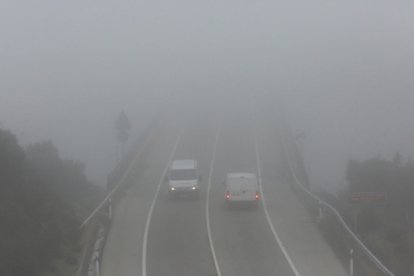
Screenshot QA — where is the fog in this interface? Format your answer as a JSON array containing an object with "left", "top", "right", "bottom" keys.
[{"left": 1, "top": 0, "right": 413, "bottom": 190}]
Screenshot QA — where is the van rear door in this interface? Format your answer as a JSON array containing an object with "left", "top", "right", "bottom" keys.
[{"left": 227, "top": 175, "right": 258, "bottom": 202}]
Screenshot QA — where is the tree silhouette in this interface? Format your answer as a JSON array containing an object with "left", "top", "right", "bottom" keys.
[{"left": 0, "top": 129, "right": 99, "bottom": 275}]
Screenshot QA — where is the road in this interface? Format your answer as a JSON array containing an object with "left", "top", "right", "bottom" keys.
[
  {"left": 146, "top": 112, "right": 217, "bottom": 276},
  {"left": 101, "top": 101, "right": 347, "bottom": 276}
]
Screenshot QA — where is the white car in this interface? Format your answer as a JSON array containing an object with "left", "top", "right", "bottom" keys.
[
  {"left": 224, "top": 173, "right": 260, "bottom": 208},
  {"left": 167, "top": 159, "right": 200, "bottom": 199}
]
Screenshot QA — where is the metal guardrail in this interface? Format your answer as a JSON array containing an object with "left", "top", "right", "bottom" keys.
[
  {"left": 281, "top": 123, "right": 395, "bottom": 276},
  {"left": 87, "top": 224, "right": 106, "bottom": 276}
]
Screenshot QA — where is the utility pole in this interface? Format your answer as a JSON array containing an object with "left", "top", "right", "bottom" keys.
[{"left": 114, "top": 110, "right": 131, "bottom": 158}]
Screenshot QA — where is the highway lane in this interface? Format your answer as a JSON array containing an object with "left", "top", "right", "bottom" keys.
[
  {"left": 146, "top": 113, "right": 218, "bottom": 276},
  {"left": 209, "top": 111, "right": 297, "bottom": 276},
  {"left": 253, "top": 108, "right": 348, "bottom": 276},
  {"left": 101, "top": 115, "right": 185, "bottom": 276}
]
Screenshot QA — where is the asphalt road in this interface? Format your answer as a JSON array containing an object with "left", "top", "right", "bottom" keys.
[
  {"left": 100, "top": 115, "right": 184, "bottom": 276},
  {"left": 208, "top": 111, "right": 297, "bottom": 276},
  {"left": 101, "top": 102, "right": 347, "bottom": 276},
  {"left": 146, "top": 113, "right": 217, "bottom": 276}
]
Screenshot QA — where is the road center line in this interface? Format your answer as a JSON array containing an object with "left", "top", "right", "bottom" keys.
[
  {"left": 253, "top": 127, "right": 301, "bottom": 276},
  {"left": 141, "top": 127, "right": 185, "bottom": 276},
  {"left": 206, "top": 121, "right": 222, "bottom": 276}
]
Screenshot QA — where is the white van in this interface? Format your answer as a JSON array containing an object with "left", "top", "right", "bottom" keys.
[
  {"left": 224, "top": 173, "right": 259, "bottom": 207},
  {"left": 167, "top": 160, "right": 200, "bottom": 199}
]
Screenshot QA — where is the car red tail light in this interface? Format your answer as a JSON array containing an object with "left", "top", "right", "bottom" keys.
[
  {"left": 255, "top": 192, "right": 260, "bottom": 200},
  {"left": 225, "top": 191, "right": 230, "bottom": 200}
]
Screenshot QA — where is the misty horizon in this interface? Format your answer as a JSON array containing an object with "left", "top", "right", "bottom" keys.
[{"left": 1, "top": 0, "right": 413, "bottom": 190}]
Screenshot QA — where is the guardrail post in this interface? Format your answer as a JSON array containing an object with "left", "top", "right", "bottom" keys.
[
  {"left": 349, "top": 248, "right": 354, "bottom": 276},
  {"left": 95, "top": 254, "right": 100, "bottom": 276},
  {"left": 108, "top": 197, "right": 112, "bottom": 220},
  {"left": 317, "top": 200, "right": 323, "bottom": 222}
]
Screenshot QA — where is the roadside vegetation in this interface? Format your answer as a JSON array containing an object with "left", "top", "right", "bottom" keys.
[
  {"left": 0, "top": 128, "right": 101, "bottom": 276},
  {"left": 322, "top": 154, "right": 414, "bottom": 275}
]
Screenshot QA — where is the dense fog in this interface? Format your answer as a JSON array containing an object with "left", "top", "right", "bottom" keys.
[{"left": 1, "top": 0, "right": 413, "bottom": 190}]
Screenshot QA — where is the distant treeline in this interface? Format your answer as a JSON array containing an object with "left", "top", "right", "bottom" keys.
[
  {"left": 0, "top": 129, "right": 101, "bottom": 276},
  {"left": 334, "top": 154, "right": 414, "bottom": 274}
]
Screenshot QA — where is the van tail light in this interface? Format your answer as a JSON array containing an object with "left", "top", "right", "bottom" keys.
[
  {"left": 255, "top": 191, "right": 260, "bottom": 200},
  {"left": 225, "top": 191, "right": 230, "bottom": 200}
]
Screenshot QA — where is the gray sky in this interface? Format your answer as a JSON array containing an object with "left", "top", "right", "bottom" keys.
[{"left": 1, "top": 0, "right": 413, "bottom": 189}]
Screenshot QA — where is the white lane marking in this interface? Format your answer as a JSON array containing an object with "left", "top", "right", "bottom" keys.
[
  {"left": 253, "top": 129, "right": 301, "bottom": 276},
  {"left": 206, "top": 122, "right": 222, "bottom": 276},
  {"left": 142, "top": 128, "right": 184, "bottom": 276}
]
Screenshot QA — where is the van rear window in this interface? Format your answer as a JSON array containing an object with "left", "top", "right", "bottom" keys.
[{"left": 227, "top": 178, "right": 257, "bottom": 187}]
